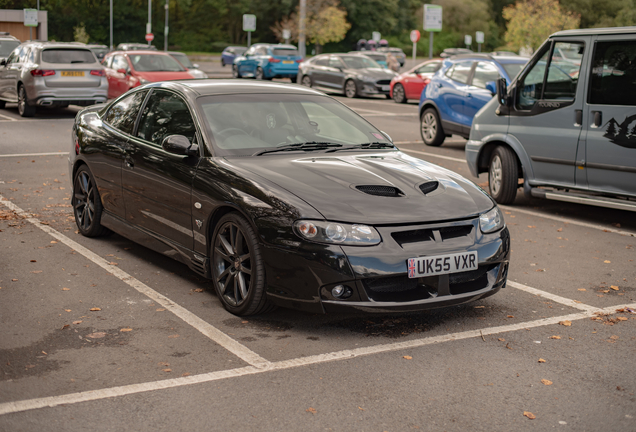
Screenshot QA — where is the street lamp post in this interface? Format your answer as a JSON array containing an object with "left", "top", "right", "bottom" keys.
[
  {"left": 110, "top": 0, "right": 113, "bottom": 50},
  {"left": 298, "top": 0, "right": 306, "bottom": 58},
  {"left": 147, "top": 0, "right": 152, "bottom": 46},
  {"left": 164, "top": 0, "right": 169, "bottom": 51}
]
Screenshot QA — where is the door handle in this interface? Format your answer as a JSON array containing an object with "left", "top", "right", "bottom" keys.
[
  {"left": 574, "top": 109, "right": 582, "bottom": 126},
  {"left": 592, "top": 111, "right": 602, "bottom": 128},
  {"left": 125, "top": 157, "right": 134, "bottom": 168},
  {"left": 466, "top": 93, "right": 472, "bottom": 98}
]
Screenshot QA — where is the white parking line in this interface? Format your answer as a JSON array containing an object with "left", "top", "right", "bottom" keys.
[
  {"left": 508, "top": 280, "right": 598, "bottom": 312},
  {"left": 0, "top": 152, "right": 66, "bottom": 158},
  {"left": 0, "top": 196, "right": 272, "bottom": 370},
  {"left": 0, "top": 113, "right": 17, "bottom": 121},
  {"left": 400, "top": 148, "right": 466, "bottom": 163},
  {"left": 2, "top": 301, "right": 633, "bottom": 416}
]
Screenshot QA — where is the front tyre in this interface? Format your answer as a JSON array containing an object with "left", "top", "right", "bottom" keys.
[
  {"left": 72, "top": 165, "right": 110, "bottom": 237},
  {"left": 232, "top": 65, "right": 241, "bottom": 78},
  {"left": 488, "top": 146, "right": 519, "bottom": 205},
  {"left": 255, "top": 67, "right": 264, "bottom": 80},
  {"left": 18, "top": 85, "right": 36, "bottom": 117},
  {"left": 345, "top": 79, "right": 358, "bottom": 98},
  {"left": 301, "top": 75, "right": 312, "bottom": 87},
  {"left": 289, "top": 76, "right": 297, "bottom": 84},
  {"left": 392, "top": 83, "right": 407, "bottom": 103},
  {"left": 211, "top": 213, "right": 272, "bottom": 316},
  {"left": 420, "top": 108, "right": 445, "bottom": 146}
]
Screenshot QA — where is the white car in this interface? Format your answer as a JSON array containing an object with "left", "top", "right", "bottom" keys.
[{"left": 169, "top": 51, "right": 208, "bottom": 79}]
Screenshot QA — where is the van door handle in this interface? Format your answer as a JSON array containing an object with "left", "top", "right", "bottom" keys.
[
  {"left": 574, "top": 109, "right": 582, "bottom": 126},
  {"left": 592, "top": 111, "right": 602, "bottom": 128}
]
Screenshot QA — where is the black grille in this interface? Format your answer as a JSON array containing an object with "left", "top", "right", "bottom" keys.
[
  {"left": 355, "top": 185, "right": 403, "bottom": 197},
  {"left": 392, "top": 229, "right": 434, "bottom": 245},
  {"left": 449, "top": 264, "right": 499, "bottom": 295},
  {"left": 363, "top": 275, "right": 418, "bottom": 293},
  {"left": 440, "top": 225, "right": 473, "bottom": 240},
  {"left": 419, "top": 181, "right": 439, "bottom": 194},
  {"left": 375, "top": 79, "right": 391, "bottom": 85}
]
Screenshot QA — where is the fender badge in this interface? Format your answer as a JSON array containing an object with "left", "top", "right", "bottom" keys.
[
  {"left": 195, "top": 220, "right": 203, "bottom": 229},
  {"left": 194, "top": 202, "right": 202, "bottom": 209}
]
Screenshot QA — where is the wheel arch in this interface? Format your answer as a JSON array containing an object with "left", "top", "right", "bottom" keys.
[
  {"left": 476, "top": 134, "right": 533, "bottom": 181},
  {"left": 419, "top": 100, "right": 441, "bottom": 119},
  {"left": 205, "top": 204, "right": 260, "bottom": 252}
]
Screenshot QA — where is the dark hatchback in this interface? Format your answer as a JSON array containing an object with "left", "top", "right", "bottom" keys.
[
  {"left": 298, "top": 53, "right": 397, "bottom": 98},
  {"left": 69, "top": 80, "right": 510, "bottom": 316}
]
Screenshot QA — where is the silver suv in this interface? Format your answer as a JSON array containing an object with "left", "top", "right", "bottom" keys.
[
  {"left": 0, "top": 42, "right": 108, "bottom": 117},
  {"left": 0, "top": 33, "right": 20, "bottom": 63}
]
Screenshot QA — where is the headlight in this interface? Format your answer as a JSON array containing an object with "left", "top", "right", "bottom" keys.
[
  {"left": 360, "top": 75, "right": 375, "bottom": 83},
  {"left": 479, "top": 206, "right": 505, "bottom": 233},
  {"left": 294, "top": 220, "right": 381, "bottom": 246},
  {"left": 138, "top": 78, "right": 150, "bottom": 84}
]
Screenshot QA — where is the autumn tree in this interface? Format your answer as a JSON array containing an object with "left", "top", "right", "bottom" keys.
[{"left": 503, "top": 0, "right": 580, "bottom": 53}]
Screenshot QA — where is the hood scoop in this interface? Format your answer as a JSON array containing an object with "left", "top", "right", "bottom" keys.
[
  {"left": 419, "top": 181, "right": 439, "bottom": 195},
  {"left": 355, "top": 185, "right": 404, "bottom": 197}
]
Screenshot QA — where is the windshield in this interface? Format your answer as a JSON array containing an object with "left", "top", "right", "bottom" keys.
[
  {"left": 0, "top": 40, "right": 20, "bottom": 57},
  {"left": 129, "top": 54, "right": 185, "bottom": 72},
  {"left": 501, "top": 63, "right": 525, "bottom": 79},
  {"left": 171, "top": 53, "right": 193, "bottom": 68},
  {"left": 42, "top": 49, "right": 96, "bottom": 64},
  {"left": 364, "top": 54, "right": 386, "bottom": 62},
  {"left": 198, "top": 94, "right": 388, "bottom": 156},
  {"left": 340, "top": 55, "right": 381, "bottom": 69},
  {"left": 272, "top": 48, "right": 299, "bottom": 56}
]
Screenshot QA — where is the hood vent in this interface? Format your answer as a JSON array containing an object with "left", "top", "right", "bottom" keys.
[
  {"left": 356, "top": 185, "right": 404, "bottom": 197},
  {"left": 419, "top": 181, "right": 439, "bottom": 195}
]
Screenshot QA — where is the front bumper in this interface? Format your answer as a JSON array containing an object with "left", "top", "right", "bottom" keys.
[
  {"left": 359, "top": 80, "right": 392, "bottom": 96},
  {"left": 260, "top": 217, "right": 510, "bottom": 314},
  {"left": 266, "top": 64, "right": 299, "bottom": 79},
  {"left": 465, "top": 140, "right": 482, "bottom": 177}
]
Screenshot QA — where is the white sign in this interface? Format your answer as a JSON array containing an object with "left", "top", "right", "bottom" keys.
[
  {"left": 282, "top": 29, "right": 291, "bottom": 40},
  {"left": 476, "top": 31, "right": 484, "bottom": 44},
  {"left": 410, "top": 30, "right": 420, "bottom": 43},
  {"left": 243, "top": 14, "right": 256, "bottom": 32},
  {"left": 424, "top": 5, "right": 442, "bottom": 32},
  {"left": 24, "top": 9, "right": 38, "bottom": 27},
  {"left": 372, "top": 31, "right": 381, "bottom": 42},
  {"left": 464, "top": 35, "right": 472, "bottom": 46}
]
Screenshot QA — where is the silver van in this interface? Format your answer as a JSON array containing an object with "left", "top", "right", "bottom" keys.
[{"left": 466, "top": 27, "right": 636, "bottom": 212}]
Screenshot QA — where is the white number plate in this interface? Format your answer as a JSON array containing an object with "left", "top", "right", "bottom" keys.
[
  {"left": 381, "top": 85, "right": 390, "bottom": 91},
  {"left": 407, "top": 251, "right": 478, "bottom": 278}
]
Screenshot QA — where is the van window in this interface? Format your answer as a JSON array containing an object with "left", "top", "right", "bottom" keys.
[
  {"left": 589, "top": 40, "right": 636, "bottom": 106},
  {"left": 517, "top": 48, "right": 550, "bottom": 110},
  {"left": 543, "top": 42, "right": 584, "bottom": 100}
]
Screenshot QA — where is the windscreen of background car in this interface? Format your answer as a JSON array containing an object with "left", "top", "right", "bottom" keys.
[
  {"left": 272, "top": 48, "right": 299, "bottom": 56},
  {"left": 340, "top": 56, "right": 381, "bottom": 69},
  {"left": 171, "top": 53, "right": 194, "bottom": 68},
  {"left": 41, "top": 49, "right": 96, "bottom": 64},
  {"left": 129, "top": 54, "right": 185, "bottom": 72},
  {"left": 501, "top": 63, "right": 524, "bottom": 80},
  {"left": 0, "top": 40, "right": 20, "bottom": 58},
  {"left": 198, "top": 94, "right": 386, "bottom": 156}
]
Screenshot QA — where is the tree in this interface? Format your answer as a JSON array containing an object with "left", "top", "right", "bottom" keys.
[
  {"left": 73, "top": 23, "right": 90, "bottom": 44},
  {"left": 503, "top": 0, "right": 579, "bottom": 52},
  {"left": 432, "top": 0, "right": 498, "bottom": 50}
]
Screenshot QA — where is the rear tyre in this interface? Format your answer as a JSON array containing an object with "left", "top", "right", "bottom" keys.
[
  {"left": 392, "top": 83, "right": 407, "bottom": 103},
  {"left": 72, "top": 165, "right": 110, "bottom": 237},
  {"left": 0, "top": 100, "right": 5, "bottom": 109},
  {"left": 345, "top": 79, "right": 358, "bottom": 98},
  {"left": 18, "top": 85, "right": 36, "bottom": 118},
  {"left": 488, "top": 146, "right": 519, "bottom": 205},
  {"left": 301, "top": 75, "right": 312, "bottom": 87},
  {"left": 255, "top": 67, "right": 264, "bottom": 80},
  {"left": 210, "top": 212, "right": 273, "bottom": 316},
  {"left": 232, "top": 65, "right": 241, "bottom": 78},
  {"left": 420, "top": 108, "right": 445, "bottom": 146},
  {"left": 289, "top": 76, "right": 297, "bottom": 84}
]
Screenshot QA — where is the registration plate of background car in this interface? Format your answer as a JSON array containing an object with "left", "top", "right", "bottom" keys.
[
  {"left": 283, "top": 60, "right": 294, "bottom": 64},
  {"left": 407, "top": 251, "right": 478, "bottom": 278},
  {"left": 382, "top": 85, "right": 390, "bottom": 91},
  {"left": 61, "top": 71, "right": 85, "bottom": 77}
]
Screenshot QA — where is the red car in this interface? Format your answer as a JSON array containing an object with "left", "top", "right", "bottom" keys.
[
  {"left": 390, "top": 59, "right": 442, "bottom": 103},
  {"left": 101, "top": 50, "right": 195, "bottom": 99}
]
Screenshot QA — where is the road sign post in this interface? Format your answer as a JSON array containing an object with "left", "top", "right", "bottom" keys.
[
  {"left": 464, "top": 34, "right": 472, "bottom": 49},
  {"left": 243, "top": 14, "right": 256, "bottom": 48},
  {"left": 24, "top": 9, "right": 38, "bottom": 41},
  {"left": 410, "top": 30, "right": 420, "bottom": 61},
  {"left": 424, "top": 5, "right": 442, "bottom": 59},
  {"left": 282, "top": 29, "right": 291, "bottom": 45},
  {"left": 145, "top": 33, "right": 154, "bottom": 42},
  {"left": 475, "top": 31, "right": 484, "bottom": 53}
]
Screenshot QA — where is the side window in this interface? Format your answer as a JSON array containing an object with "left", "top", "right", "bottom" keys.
[
  {"left": 136, "top": 90, "right": 196, "bottom": 146},
  {"left": 416, "top": 63, "right": 440, "bottom": 74},
  {"left": 257, "top": 47, "right": 268, "bottom": 56},
  {"left": 543, "top": 42, "right": 584, "bottom": 100},
  {"left": 447, "top": 61, "right": 472, "bottom": 84},
  {"left": 471, "top": 62, "right": 501, "bottom": 89},
  {"left": 102, "top": 56, "right": 113, "bottom": 68},
  {"left": 103, "top": 90, "right": 148, "bottom": 135},
  {"left": 516, "top": 47, "right": 550, "bottom": 110},
  {"left": 314, "top": 56, "right": 329, "bottom": 66},
  {"left": 245, "top": 47, "right": 256, "bottom": 56},
  {"left": 7, "top": 48, "right": 20, "bottom": 64},
  {"left": 27, "top": 49, "right": 36, "bottom": 63},
  {"left": 19, "top": 48, "right": 30, "bottom": 63},
  {"left": 328, "top": 57, "right": 343, "bottom": 69},
  {"left": 589, "top": 40, "right": 636, "bottom": 106},
  {"left": 112, "top": 56, "right": 128, "bottom": 72}
]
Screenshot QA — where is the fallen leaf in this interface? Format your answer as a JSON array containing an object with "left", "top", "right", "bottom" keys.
[
  {"left": 524, "top": 411, "right": 536, "bottom": 420},
  {"left": 600, "top": 290, "right": 610, "bottom": 293},
  {"left": 550, "top": 336, "right": 561, "bottom": 340},
  {"left": 61, "top": 287, "right": 70, "bottom": 291},
  {"left": 610, "top": 335, "right": 619, "bottom": 340},
  {"left": 498, "top": 338, "right": 505, "bottom": 342},
  {"left": 306, "top": 407, "right": 317, "bottom": 414},
  {"left": 358, "top": 407, "right": 365, "bottom": 411},
  {"left": 193, "top": 288, "right": 204, "bottom": 293},
  {"left": 507, "top": 315, "right": 514, "bottom": 318},
  {"left": 108, "top": 262, "right": 118, "bottom": 266},
  {"left": 577, "top": 288, "right": 586, "bottom": 292},
  {"left": 168, "top": 334, "right": 179, "bottom": 338},
  {"left": 610, "top": 285, "right": 619, "bottom": 291},
  {"left": 158, "top": 362, "right": 170, "bottom": 366},
  {"left": 617, "top": 317, "right": 628, "bottom": 321},
  {"left": 61, "top": 324, "right": 70, "bottom": 329},
  {"left": 474, "top": 305, "right": 485, "bottom": 308},
  {"left": 541, "top": 379, "right": 553, "bottom": 385},
  {"left": 403, "top": 355, "right": 412, "bottom": 360},
  {"left": 162, "top": 368, "right": 172, "bottom": 372},
  {"left": 604, "top": 260, "right": 611, "bottom": 263},
  {"left": 72, "top": 320, "right": 82, "bottom": 325},
  {"left": 557, "top": 228, "right": 563, "bottom": 232},
  {"left": 120, "top": 328, "right": 132, "bottom": 332},
  {"left": 11, "top": 279, "right": 18, "bottom": 282},
  {"left": 241, "top": 320, "right": 249, "bottom": 323},
  {"left": 30, "top": 259, "right": 37, "bottom": 262},
  {"left": 559, "top": 320, "right": 572, "bottom": 326},
  {"left": 527, "top": 225, "right": 536, "bottom": 228},
  {"left": 156, "top": 308, "right": 166, "bottom": 312},
  {"left": 86, "top": 332, "right": 106, "bottom": 338},
  {"left": 50, "top": 241, "right": 57, "bottom": 244},
  {"left": 31, "top": 270, "right": 42, "bottom": 273},
  {"left": 182, "top": 372, "right": 191, "bottom": 377},
  {"left": 64, "top": 309, "right": 71, "bottom": 312},
  {"left": 89, "top": 307, "right": 101, "bottom": 311},
  {"left": 538, "top": 358, "right": 546, "bottom": 363}
]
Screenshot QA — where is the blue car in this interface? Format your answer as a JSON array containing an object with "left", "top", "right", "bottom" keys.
[
  {"left": 418, "top": 54, "right": 528, "bottom": 146},
  {"left": 221, "top": 46, "right": 247, "bottom": 67},
  {"left": 232, "top": 44, "right": 302, "bottom": 82}
]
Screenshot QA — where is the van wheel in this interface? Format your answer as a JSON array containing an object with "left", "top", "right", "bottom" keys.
[
  {"left": 488, "top": 146, "right": 519, "bottom": 204},
  {"left": 420, "top": 108, "right": 444, "bottom": 146}
]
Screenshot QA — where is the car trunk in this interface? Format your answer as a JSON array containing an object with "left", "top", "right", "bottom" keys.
[{"left": 40, "top": 48, "right": 103, "bottom": 88}]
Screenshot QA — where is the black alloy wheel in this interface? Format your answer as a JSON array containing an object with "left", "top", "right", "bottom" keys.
[
  {"left": 18, "top": 85, "right": 36, "bottom": 117},
  {"left": 72, "top": 166, "right": 109, "bottom": 237},
  {"left": 488, "top": 145, "right": 519, "bottom": 205},
  {"left": 232, "top": 65, "right": 241, "bottom": 78},
  {"left": 392, "top": 83, "right": 407, "bottom": 103},
  {"left": 255, "top": 67, "right": 264, "bottom": 80},
  {"left": 345, "top": 79, "right": 358, "bottom": 98},
  {"left": 420, "top": 107, "right": 445, "bottom": 146},
  {"left": 211, "top": 213, "right": 272, "bottom": 316},
  {"left": 301, "top": 75, "right": 312, "bottom": 87}
]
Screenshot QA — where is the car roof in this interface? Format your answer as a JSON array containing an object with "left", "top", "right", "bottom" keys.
[
  {"left": 448, "top": 53, "right": 528, "bottom": 63},
  {"left": 109, "top": 50, "right": 170, "bottom": 55},
  {"left": 145, "top": 80, "right": 327, "bottom": 98},
  {"left": 21, "top": 42, "right": 94, "bottom": 50},
  {"left": 551, "top": 26, "right": 636, "bottom": 37}
]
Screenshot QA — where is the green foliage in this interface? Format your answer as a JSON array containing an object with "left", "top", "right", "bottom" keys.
[{"left": 73, "top": 24, "right": 90, "bottom": 44}]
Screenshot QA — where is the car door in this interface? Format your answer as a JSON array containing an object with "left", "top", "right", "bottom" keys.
[
  {"left": 405, "top": 62, "right": 439, "bottom": 100},
  {"left": 122, "top": 88, "right": 200, "bottom": 250},
  {"left": 238, "top": 47, "right": 257, "bottom": 76},
  {"left": 0, "top": 49, "right": 19, "bottom": 100},
  {"left": 105, "top": 55, "right": 130, "bottom": 99},
  {"left": 508, "top": 38, "right": 588, "bottom": 186},
  {"left": 309, "top": 56, "right": 330, "bottom": 87},
  {"left": 464, "top": 61, "right": 501, "bottom": 120},
  {"left": 581, "top": 35, "right": 636, "bottom": 196},
  {"left": 2, "top": 47, "right": 28, "bottom": 101},
  {"left": 324, "top": 56, "right": 346, "bottom": 89},
  {"left": 437, "top": 61, "right": 473, "bottom": 130}
]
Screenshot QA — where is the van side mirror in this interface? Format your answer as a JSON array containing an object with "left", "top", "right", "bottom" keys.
[
  {"left": 496, "top": 78, "right": 509, "bottom": 106},
  {"left": 485, "top": 81, "right": 497, "bottom": 96}
]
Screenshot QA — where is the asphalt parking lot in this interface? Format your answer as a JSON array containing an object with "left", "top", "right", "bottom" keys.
[{"left": 1, "top": 92, "right": 635, "bottom": 431}]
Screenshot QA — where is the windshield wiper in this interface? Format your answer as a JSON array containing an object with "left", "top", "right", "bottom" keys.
[
  {"left": 325, "top": 142, "right": 395, "bottom": 152},
  {"left": 253, "top": 142, "right": 343, "bottom": 156}
]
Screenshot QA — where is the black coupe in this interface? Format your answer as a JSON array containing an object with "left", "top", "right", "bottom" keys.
[{"left": 69, "top": 80, "right": 510, "bottom": 316}]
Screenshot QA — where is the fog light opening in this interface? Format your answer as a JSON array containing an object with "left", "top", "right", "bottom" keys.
[{"left": 331, "top": 285, "right": 352, "bottom": 299}]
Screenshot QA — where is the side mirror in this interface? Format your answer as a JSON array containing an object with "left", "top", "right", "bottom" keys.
[
  {"left": 192, "top": 63, "right": 200, "bottom": 69},
  {"left": 162, "top": 135, "right": 198, "bottom": 156},
  {"left": 496, "top": 78, "right": 509, "bottom": 106},
  {"left": 485, "top": 81, "right": 497, "bottom": 96}
]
